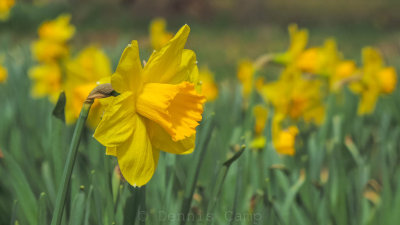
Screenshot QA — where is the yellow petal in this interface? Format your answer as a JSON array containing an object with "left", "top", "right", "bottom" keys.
[
  {"left": 106, "top": 146, "right": 117, "bottom": 156},
  {"left": 116, "top": 115, "right": 160, "bottom": 187},
  {"left": 142, "top": 25, "right": 190, "bottom": 84},
  {"left": 0, "top": 65, "right": 7, "bottom": 83},
  {"left": 199, "top": 67, "right": 218, "bottom": 101},
  {"left": 149, "top": 18, "right": 173, "bottom": 51},
  {"left": 358, "top": 89, "right": 379, "bottom": 115},
  {"left": 167, "top": 49, "right": 199, "bottom": 85},
  {"left": 136, "top": 81, "right": 205, "bottom": 142},
  {"left": 28, "top": 63, "right": 62, "bottom": 103},
  {"left": 111, "top": 40, "right": 143, "bottom": 93},
  {"left": 38, "top": 14, "right": 75, "bottom": 42},
  {"left": 147, "top": 120, "right": 195, "bottom": 154},
  {"left": 237, "top": 60, "right": 255, "bottom": 98},
  {"left": 273, "top": 126, "right": 298, "bottom": 156},
  {"left": 378, "top": 67, "right": 397, "bottom": 94},
  {"left": 94, "top": 92, "right": 136, "bottom": 147}
]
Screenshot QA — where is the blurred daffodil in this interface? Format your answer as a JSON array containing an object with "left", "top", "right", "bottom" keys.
[
  {"left": 28, "top": 63, "right": 62, "bottom": 103},
  {"left": 0, "top": 64, "right": 7, "bottom": 83},
  {"left": 0, "top": 0, "right": 14, "bottom": 21},
  {"left": 38, "top": 14, "right": 75, "bottom": 42},
  {"left": 296, "top": 39, "right": 340, "bottom": 76},
  {"left": 271, "top": 114, "right": 298, "bottom": 155},
  {"left": 199, "top": 67, "right": 218, "bottom": 101},
  {"left": 64, "top": 46, "right": 112, "bottom": 127},
  {"left": 94, "top": 25, "right": 206, "bottom": 187},
  {"left": 330, "top": 60, "right": 357, "bottom": 91},
  {"left": 237, "top": 60, "right": 255, "bottom": 99},
  {"left": 274, "top": 24, "right": 308, "bottom": 65},
  {"left": 250, "top": 104, "right": 268, "bottom": 149},
  {"left": 350, "top": 47, "right": 397, "bottom": 115},
  {"left": 31, "top": 14, "right": 74, "bottom": 63},
  {"left": 31, "top": 39, "right": 69, "bottom": 63},
  {"left": 258, "top": 67, "right": 325, "bottom": 125},
  {"left": 150, "top": 18, "right": 173, "bottom": 51}
]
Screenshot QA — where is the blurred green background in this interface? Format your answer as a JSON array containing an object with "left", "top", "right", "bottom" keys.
[{"left": 1, "top": 0, "right": 400, "bottom": 225}]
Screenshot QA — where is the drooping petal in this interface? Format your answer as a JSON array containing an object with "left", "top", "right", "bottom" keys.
[
  {"left": 116, "top": 115, "right": 160, "bottom": 187},
  {"left": 147, "top": 120, "right": 195, "bottom": 154},
  {"left": 142, "top": 25, "right": 190, "bottom": 84},
  {"left": 111, "top": 40, "right": 143, "bottom": 93},
  {"left": 136, "top": 82, "right": 205, "bottom": 142},
  {"left": 93, "top": 92, "right": 136, "bottom": 147}
]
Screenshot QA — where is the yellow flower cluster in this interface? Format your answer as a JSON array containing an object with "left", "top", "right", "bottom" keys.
[
  {"left": 29, "top": 14, "right": 112, "bottom": 127},
  {"left": 239, "top": 24, "right": 397, "bottom": 156}
]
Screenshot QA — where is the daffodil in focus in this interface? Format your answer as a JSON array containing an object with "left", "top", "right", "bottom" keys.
[
  {"left": 273, "top": 24, "right": 308, "bottom": 65},
  {"left": 0, "top": 0, "right": 14, "bottom": 21},
  {"left": 29, "top": 63, "right": 62, "bottom": 103},
  {"left": 94, "top": 25, "right": 206, "bottom": 187},
  {"left": 250, "top": 104, "right": 268, "bottom": 149},
  {"left": 199, "top": 67, "right": 218, "bottom": 101},
  {"left": 237, "top": 60, "right": 255, "bottom": 99},
  {"left": 64, "top": 46, "right": 112, "bottom": 127},
  {"left": 350, "top": 47, "right": 397, "bottom": 115},
  {"left": 150, "top": 18, "right": 173, "bottom": 51}
]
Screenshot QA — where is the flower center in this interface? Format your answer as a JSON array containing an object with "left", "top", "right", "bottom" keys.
[{"left": 136, "top": 81, "right": 205, "bottom": 142}]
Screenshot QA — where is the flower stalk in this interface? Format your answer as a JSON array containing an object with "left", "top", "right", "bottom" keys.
[{"left": 51, "top": 83, "right": 115, "bottom": 225}]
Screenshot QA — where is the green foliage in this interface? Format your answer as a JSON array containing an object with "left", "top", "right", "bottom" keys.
[{"left": 1, "top": 21, "right": 400, "bottom": 225}]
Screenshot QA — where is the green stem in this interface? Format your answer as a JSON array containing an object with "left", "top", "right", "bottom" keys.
[
  {"left": 180, "top": 115, "right": 215, "bottom": 225},
  {"left": 51, "top": 102, "right": 93, "bottom": 225}
]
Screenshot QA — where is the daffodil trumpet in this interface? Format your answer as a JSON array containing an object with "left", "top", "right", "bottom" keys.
[{"left": 51, "top": 84, "right": 116, "bottom": 225}]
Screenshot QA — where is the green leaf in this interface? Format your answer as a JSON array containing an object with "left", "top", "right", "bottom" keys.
[{"left": 52, "top": 92, "right": 66, "bottom": 122}]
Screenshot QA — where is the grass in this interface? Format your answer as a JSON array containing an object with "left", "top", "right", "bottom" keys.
[{"left": 1, "top": 4, "right": 400, "bottom": 225}]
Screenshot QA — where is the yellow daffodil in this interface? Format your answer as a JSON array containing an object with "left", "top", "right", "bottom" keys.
[
  {"left": 258, "top": 67, "right": 325, "bottom": 125},
  {"left": 250, "top": 104, "right": 268, "bottom": 149},
  {"left": 64, "top": 46, "right": 112, "bottom": 127},
  {"left": 31, "top": 39, "right": 69, "bottom": 62},
  {"left": 38, "top": 14, "right": 75, "bottom": 42},
  {"left": 28, "top": 63, "right": 62, "bottom": 103},
  {"left": 273, "top": 24, "right": 308, "bottom": 65},
  {"left": 350, "top": 47, "right": 397, "bottom": 114},
  {"left": 149, "top": 18, "right": 173, "bottom": 51},
  {"left": 0, "top": 66, "right": 7, "bottom": 83},
  {"left": 237, "top": 60, "right": 255, "bottom": 99},
  {"left": 296, "top": 39, "right": 340, "bottom": 76},
  {"left": 0, "top": 0, "right": 14, "bottom": 21},
  {"left": 94, "top": 25, "right": 206, "bottom": 187},
  {"left": 199, "top": 67, "right": 218, "bottom": 101},
  {"left": 271, "top": 114, "right": 298, "bottom": 155},
  {"left": 31, "top": 14, "right": 74, "bottom": 63},
  {"left": 330, "top": 60, "right": 357, "bottom": 91}
]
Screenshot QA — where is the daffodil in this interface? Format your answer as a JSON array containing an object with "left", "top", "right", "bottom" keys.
[
  {"left": 330, "top": 60, "right": 357, "bottom": 91},
  {"left": 273, "top": 24, "right": 308, "bottom": 65},
  {"left": 31, "top": 39, "right": 69, "bottom": 63},
  {"left": 272, "top": 114, "right": 298, "bottom": 155},
  {"left": 237, "top": 60, "right": 255, "bottom": 99},
  {"left": 28, "top": 63, "right": 62, "bottom": 103},
  {"left": 31, "top": 14, "right": 74, "bottom": 63},
  {"left": 64, "top": 46, "right": 112, "bottom": 127},
  {"left": 258, "top": 67, "right": 325, "bottom": 125},
  {"left": 350, "top": 47, "right": 397, "bottom": 115},
  {"left": 296, "top": 39, "right": 340, "bottom": 76},
  {"left": 0, "top": 0, "right": 14, "bottom": 21},
  {"left": 38, "top": 14, "right": 75, "bottom": 42},
  {"left": 199, "top": 67, "right": 218, "bottom": 101},
  {"left": 250, "top": 104, "right": 268, "bottom": 149},
  {"left": 149, "top": 18, "right": 173, "bottom": 51},
  {"left": 94, "top": 25, "right": 206, "bottom": 187},
  {"left": 0, "top": 64, "right": 7, "bottom": 83}
]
